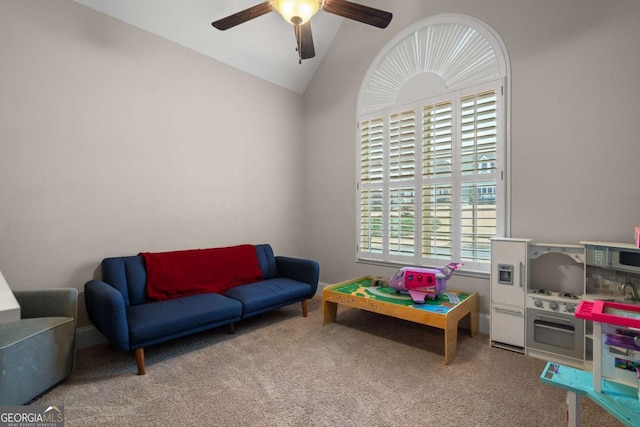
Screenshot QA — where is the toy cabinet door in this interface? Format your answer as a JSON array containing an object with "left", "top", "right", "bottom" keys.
[{"left": 491, "top": 238, "right": 529, "bottom": 307}]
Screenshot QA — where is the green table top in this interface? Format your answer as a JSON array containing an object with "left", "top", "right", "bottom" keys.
[{"left": 331, "top": 278, "right": 470, "bottom": 315}]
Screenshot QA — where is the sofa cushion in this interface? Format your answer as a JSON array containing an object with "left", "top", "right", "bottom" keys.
[
  {"left": 255, "top": 244, "right": 278, "bottom": 279},
  {"left": 103, "top": 255, "right": 148, "bottom": 306},
  {"left": 141, "top": 245, "right": 263, "bottom": 301},
  {"left": 126, "top": 293, "right": 242, "bottom": 346},
  {"left": 224, "top": 278, "right": 312, "bottom": 317}
]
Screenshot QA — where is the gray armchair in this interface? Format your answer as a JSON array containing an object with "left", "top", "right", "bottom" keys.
[{"left": 0, "top": 288, "right": 78, "bottom": 404}]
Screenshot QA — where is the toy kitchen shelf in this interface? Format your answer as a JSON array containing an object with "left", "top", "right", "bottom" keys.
[
  {"left": 528, "top": 242, "right": 585, "bottom": 264},
  {"left": 541, "top": 299, "right": 640, "bottom": 427}
]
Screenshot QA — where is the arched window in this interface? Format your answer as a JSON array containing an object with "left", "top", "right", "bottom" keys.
[{"left": 356, "top": 14, "right": 510, "bottom": 273}]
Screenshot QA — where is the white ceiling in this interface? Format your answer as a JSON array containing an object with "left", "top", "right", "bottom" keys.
[{"left": 74, "top": 0, "right": 345, "bottom": 93}]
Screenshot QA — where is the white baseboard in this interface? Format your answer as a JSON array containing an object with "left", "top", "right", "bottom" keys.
[{"left": 478, "top": 313, "right": 489, "bottom": 335}]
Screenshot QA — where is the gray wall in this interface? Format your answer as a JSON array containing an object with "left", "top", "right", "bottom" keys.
[
  {"left": 303, "top": 0, "right": 640, "bottom": 314},
  {"left": 0, "top": 1, "right": 306, "bottom": 326},
  {"left": 2, "top": 0, "right": 640, "bottom": 327}
]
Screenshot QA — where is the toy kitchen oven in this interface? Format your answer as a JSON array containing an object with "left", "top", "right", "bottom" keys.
[
  {"left": 526, "top": 288, "right": 584, "bottom": 363},
  {"left": 491, "top": 239, "right": 586, "bottom": 368}
]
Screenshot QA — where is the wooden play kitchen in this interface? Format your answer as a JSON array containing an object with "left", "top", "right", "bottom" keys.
[{"left": 322, "top": 276, "right": 479, "bottom": 365}]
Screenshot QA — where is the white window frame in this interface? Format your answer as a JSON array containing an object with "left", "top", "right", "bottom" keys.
[{"left": 355, "top": 14, "right": 510, "bottom": 275}]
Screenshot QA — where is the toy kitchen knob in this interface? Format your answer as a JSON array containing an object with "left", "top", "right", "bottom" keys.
[
  {"left": 549, "top": 301, "right": 559, "bottom": 311},
  {"left": 534, "top": 299, "right": 543, "bottom": 308},
  {"left": 565, "top": 304, "right": 575, "bottom": 313}
]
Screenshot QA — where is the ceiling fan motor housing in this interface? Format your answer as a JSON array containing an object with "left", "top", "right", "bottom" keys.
[{"left": 272, "top": 0, "right": 325, "bottom": 25}]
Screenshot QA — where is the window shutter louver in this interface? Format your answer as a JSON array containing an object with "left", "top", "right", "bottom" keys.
[
  {"left": 360, "top": 188, "right": 384, "bottom": 253},
  {"left": 422, "top": 184, "right": 453, "bottom": 259},
  {"left": 423, "top": 103, "right": 453, "bottom": 179},
  {"left": 459, "top": 89, "right": 498, "bottom": 263},
  {"left": 359, "top": 118, "right": 385, "bottom": 256},
  {"left": 422, "top": 102, "right": 454, "bottom": 260},
  {"left": 389, "top": 110, "right": 416, "bottom": 182},
  {"left": 389, "top": 187, "right": 415, "bottom": 256},
  {"left": 360, "top": 118, "right": 385, "bottom": 183},
  {"left": 388, "top": 110, "right": 416, "bottom": 257},
  {"left": 460, "top": 90, "right": 497, "bottom": 176}
]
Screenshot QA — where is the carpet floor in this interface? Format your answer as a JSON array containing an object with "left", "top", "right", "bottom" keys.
[{"left": 33, "top": 297, "right": 623, "bottom": 426}]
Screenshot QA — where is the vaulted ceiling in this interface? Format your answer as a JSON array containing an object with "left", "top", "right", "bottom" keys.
[{"left": 74, "top": 0, "right": 346, "bottom": 93}]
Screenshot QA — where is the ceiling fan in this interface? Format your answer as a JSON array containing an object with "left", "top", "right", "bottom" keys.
[{"left": 212, "top": 0, "right": 392, "bottom": 64}]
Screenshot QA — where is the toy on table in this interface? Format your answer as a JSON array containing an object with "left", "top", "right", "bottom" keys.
[{"left": 388, "top": 262, "right": 462, "bottom": 303}]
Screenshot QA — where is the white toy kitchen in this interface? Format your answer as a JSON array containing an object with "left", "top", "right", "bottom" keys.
[
  {"left": 490, "top": 238, "right": 586, "bottom": 369},
  {"left": 491, "top": 239, "right": 640, "bottom": 425}
]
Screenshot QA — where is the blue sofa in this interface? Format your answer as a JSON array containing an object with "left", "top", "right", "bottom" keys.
[{"left": 84, "top": 244, "right": 319, "bottom": 374}]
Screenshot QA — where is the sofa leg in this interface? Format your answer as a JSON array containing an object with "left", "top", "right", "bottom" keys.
[
  {"left": 228, "top": 323, "right": 235, "bottom": 334},
  {"left": 301, "top": 299, "right": 308, "bottom": 317},
  {"left": 135, "top": 348, "right": 146, "bottom": 375}
]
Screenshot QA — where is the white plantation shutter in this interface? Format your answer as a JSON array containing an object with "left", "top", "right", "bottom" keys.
[
  {"left": 359, "top": 118, "right": 385, "bottom": 256},
  {"left": 388, "top": 110, "right": 416, "bottom": 257},
  {"left": 459, "top": 88, "right": 498, "bottom": 264},
  {"left": 460, "top": 90, "right": 497, "bottom": 177},
  {"left": 389, "top": 110, "right": 416, "bottom": 181},
  {"left": 423, "top": 103, "right": 453, "bottom": 178},
  {"left": 389, "top": 187, "right": 415, "bottom": 256},
  {"left": 422, "top": 101, "right": 454, "bottom": 260},
  {"left": 356, "top": 16, "right": 509, "bottom": 273},
  {"left": 357, "top": 80, "right": 504, "bottom": 272},
  {"left": 422, "top": 183, "right": 453, "bottom": 259},
  {"left": 360, "top": 118, "right": 384, "bottom": 184},
  {"left": 359, "top": 188, "right": 383, "bottom": 253}
]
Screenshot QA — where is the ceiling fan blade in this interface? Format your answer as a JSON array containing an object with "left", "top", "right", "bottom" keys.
[
  {"left": 323, "top": 0, "right": 392, "bottom": 29},
  {"left": 296, "top": 22, "right": 316, "bottom": 60},
  {"left": 212, "top": 2, "right": 274, "bottom": 30}
]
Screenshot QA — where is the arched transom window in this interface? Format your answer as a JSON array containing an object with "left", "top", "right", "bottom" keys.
[{"left": 356, "top": 14, "right": 510, "bottom": 273}]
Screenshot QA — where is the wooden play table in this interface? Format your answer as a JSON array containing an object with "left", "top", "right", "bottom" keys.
[{"left": 323, "top": 276, "right": 479, "bottom": 365}]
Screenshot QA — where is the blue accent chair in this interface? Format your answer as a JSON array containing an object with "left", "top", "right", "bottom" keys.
[{"left": 0, "top": 288, "right": 78, "bottom": 404}]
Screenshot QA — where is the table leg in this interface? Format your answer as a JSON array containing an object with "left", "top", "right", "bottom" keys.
[
  {"left": 323, "top": 300, "right": 337, "bottom": 325},
  {"left": 444, "top": 319, "right": 458, "bottom": 365}
]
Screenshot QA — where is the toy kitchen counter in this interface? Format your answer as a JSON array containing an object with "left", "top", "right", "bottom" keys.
[{"left": 322, "top": 276, "right": 479, "bottom": 365}]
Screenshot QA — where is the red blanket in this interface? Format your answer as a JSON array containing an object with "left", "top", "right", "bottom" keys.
[{"left": 141, "top": 244, "right": 263, "bottom": 301}]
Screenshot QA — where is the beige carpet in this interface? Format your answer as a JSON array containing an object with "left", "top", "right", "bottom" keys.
[{"left": 33, "top": 297, "right": 622, "bottom": 426}]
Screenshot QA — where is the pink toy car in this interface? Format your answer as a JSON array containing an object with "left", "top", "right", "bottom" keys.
[{"left": 388, "top": 262, "right": 462, "bottom": 303}]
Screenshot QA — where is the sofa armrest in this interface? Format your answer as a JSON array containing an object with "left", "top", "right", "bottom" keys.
[
  {"left": 275, "top": 256, "right": 320, "bottom": 295},
  {"left": 13, "top": 288, "right": 78, "bottom": 320},
  {"left": 84, "top": 280, "right": 131, "bottom": 351}
]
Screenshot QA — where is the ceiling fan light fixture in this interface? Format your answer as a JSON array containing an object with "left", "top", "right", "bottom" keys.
[{"left": 273, "top": 0, "right": 321, "bottom": 25}]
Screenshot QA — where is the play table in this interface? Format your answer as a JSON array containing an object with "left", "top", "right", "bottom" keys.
[{"left": 322, "top": 276, "right": 479, "bottom": 364}]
